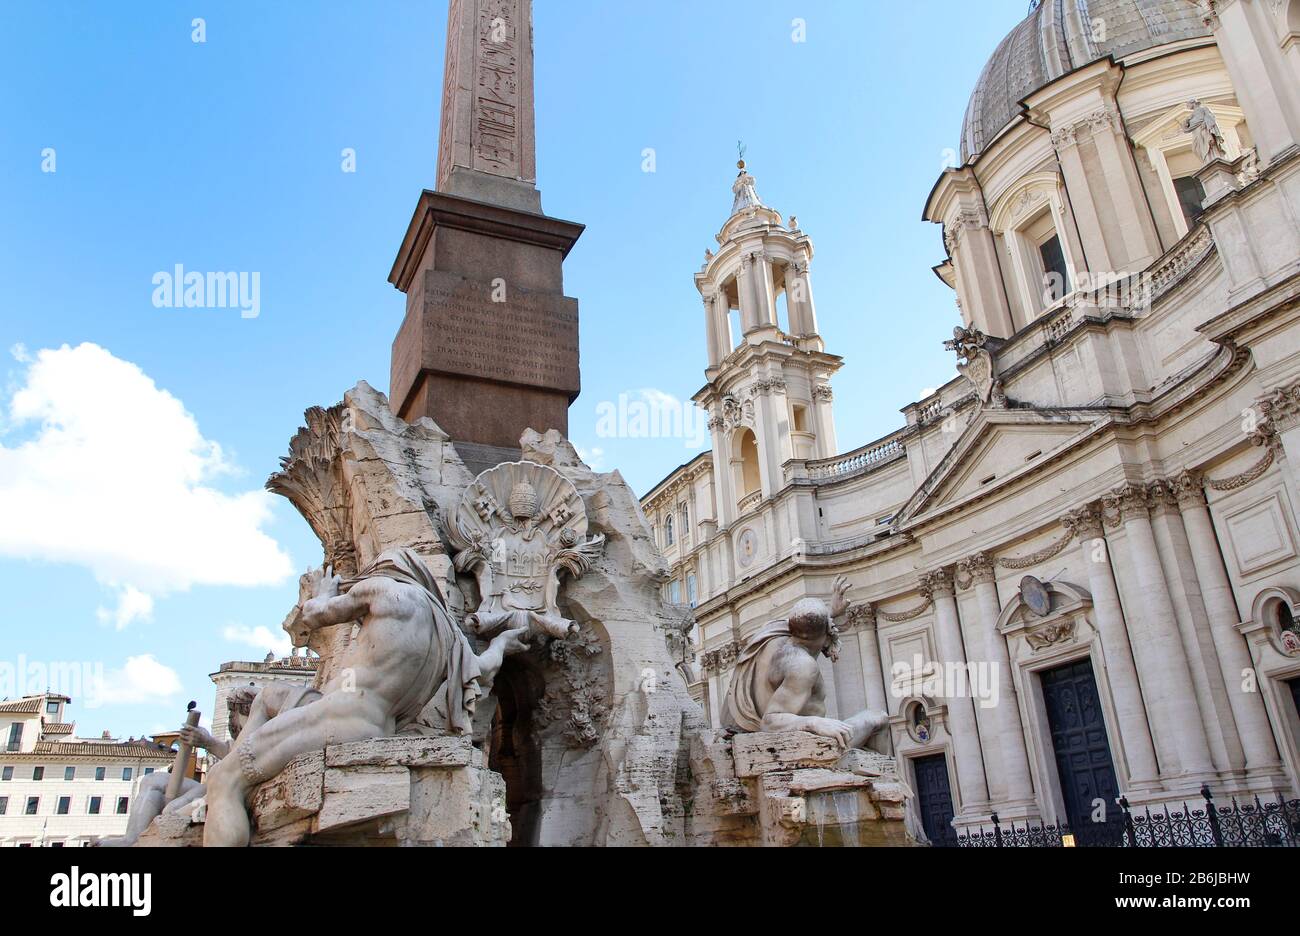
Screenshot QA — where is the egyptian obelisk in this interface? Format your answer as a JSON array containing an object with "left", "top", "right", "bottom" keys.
[{"left": 389, "top": 0, "right": 583, "bottom": 471}]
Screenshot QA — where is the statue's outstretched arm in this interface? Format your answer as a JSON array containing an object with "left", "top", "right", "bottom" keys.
[
  {"left": 476, "top": 626, "right": 531, "bottom": 685},
  {"left": 301, "top": 568, "right": 371, "bottom": 630}
]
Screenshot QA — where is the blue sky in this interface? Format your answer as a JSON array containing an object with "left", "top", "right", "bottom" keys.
[{"left": 0, "top": 0, "right": 1028, "bottom": 738}]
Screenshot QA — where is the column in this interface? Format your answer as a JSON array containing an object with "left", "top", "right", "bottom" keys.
[
  {"left": 958, "top": 552, "right": 1036, "bottom": 813},
  {"left": 1173, "top": 471, "right": 1284, "bottom": 773},
  {"left": 702, "top": 291, "right": 722, "bottom": 366},
  {"left": 1051, "top": 122, "right": 1113, "bottom": 274},
  {"left": 1085, "top": 108, "right": 1162, "bottom": 270},
  {"left": 1147, "top": 481, "right": 1243, "bottom": 773},
  {"left": 709, "top": 418, "right": 736, "bottom": 527},
  {"left": 920, "top": 569, "right": 991, "bottom": 817},
  {"left": 810, "top": 385, "right": 837, "bottom": 458},
  {"left": 737, "top": 253, "right": 760, "bottom": 333},
  {"left": 942, "top": 172, "right": 1015, "bottom": 338},
  {"left": 1105, "top": 483, "right": 1216, "bottom": 787},
  {"left": 710, "top": 291, "right": 732, "bottom": 358},
  {"left": 852, "top": 605, "right": 892, "bottom": 755},
  {"left": 785, "top": 260, "right": 820, "bottom": 338},
  {"left": 851, "top": 605, "right": 889, "bottom": 715},
  {"left": 1062, "top": 504, "right": 1161, "bottom": 790}
]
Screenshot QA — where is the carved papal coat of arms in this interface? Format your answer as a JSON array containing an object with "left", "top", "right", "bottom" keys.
[{"left": 448, "top": 461, "right": 605, "bottom": 640}]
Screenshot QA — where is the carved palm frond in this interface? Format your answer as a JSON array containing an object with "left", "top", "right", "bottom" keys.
[
  {"left": 555, "top": 534, "right": 606, "bottom": 578},
  {"left": 266, "top": 404, "right": 357, "bottom": 575}
]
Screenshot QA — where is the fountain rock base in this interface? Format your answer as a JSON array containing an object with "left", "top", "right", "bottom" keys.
[
  {"left": 136, "top": 735, "right": 510, "bottom": 847},
  {"left": 690, "top": 730, "right": 917, "bottom": 847}
]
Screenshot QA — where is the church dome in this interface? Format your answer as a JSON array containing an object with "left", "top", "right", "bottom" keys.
[{"left": 960, "top": 0, "right": 1210, "bottom": 162}]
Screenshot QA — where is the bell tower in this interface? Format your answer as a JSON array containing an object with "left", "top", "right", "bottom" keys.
[{"left": 693, "top": 160, "right": 841, "bottom": 527}]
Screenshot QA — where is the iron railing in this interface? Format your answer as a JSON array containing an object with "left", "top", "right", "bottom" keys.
[{"left": 934, "top": 786, "right": 1300, "bottom": 848}]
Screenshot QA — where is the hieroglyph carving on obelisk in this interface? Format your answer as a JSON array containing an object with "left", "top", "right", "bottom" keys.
[{"left": 436, "top": 0, "right": 538, "bottom": 208}]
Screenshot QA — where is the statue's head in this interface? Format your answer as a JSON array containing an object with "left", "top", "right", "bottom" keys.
[
  {"left": 509, "top": 481, "right": 539, "bottom": 520},
  {"left": 226, "top": 687, "right": 259, "bottom": 740},
  {"left": 788, "top": 598, "right": 832, "bottom": 643}
]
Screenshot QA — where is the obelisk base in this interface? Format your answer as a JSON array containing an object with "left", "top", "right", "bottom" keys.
[{"left": 388, "top": 190, "right": 583, "bottom": 456}]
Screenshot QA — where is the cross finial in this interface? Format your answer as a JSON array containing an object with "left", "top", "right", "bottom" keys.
[{"left": 736, "top": 140, "right": 747, "bottom": 171}]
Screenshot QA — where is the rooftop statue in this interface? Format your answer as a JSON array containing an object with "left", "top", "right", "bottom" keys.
[{"left": 1183, "top": 99, "right": 1227, "bottom": 165}]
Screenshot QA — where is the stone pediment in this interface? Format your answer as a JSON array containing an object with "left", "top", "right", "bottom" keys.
[{"left": 896, "top": 409, "right": 1103, "bottom": 527}]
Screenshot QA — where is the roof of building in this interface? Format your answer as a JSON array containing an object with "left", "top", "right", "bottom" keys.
[
  {"left": 961, "top": 0, "right": 1210, "bottom": 162},
  {"left": 26, "top": 739, "right": 175, "bottom": 760},
  {"left": 0, "top": 692, "right": 71, "bottom": 714},
  {"left": 40, "top": 722, "right": 75, "bottom": 736}
]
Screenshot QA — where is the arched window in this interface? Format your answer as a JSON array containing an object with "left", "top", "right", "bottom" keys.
[
  {"left": 664, "top": 514, "right": 675, "bottom": 547},
  {"left": 732, "top": 427, "right": 761, "bottom": 504},
  {"left": 990, "top": 173, "right": 1078, "bottom": 324},
  {"left": 679, "top": 503, "right": 689, "bottom": 544}
]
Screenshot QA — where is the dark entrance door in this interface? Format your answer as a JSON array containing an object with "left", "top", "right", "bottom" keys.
[
  {"left": 912, "top": 753, "right": 956, "bottom": 845},
  {"left": 1040, "top": 658, "right": 1122, "bottom": 844}
]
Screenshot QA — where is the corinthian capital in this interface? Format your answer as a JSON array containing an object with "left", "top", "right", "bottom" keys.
[
  {"left": 844, "top": 602, "right": 877, "bottom": 631},
  {"left": 1170, "top": 470, "right": 1207, "bottom": 508},
  {"left": 957, "top": 551, "right": 996, "bottom": 587},
  {"left": 1061, "top": 502, "right": 1104, "bottom": 539},
  {"left": 917, "top": 568, "right": 954, "bottom": 599},
  {"left": 1104, "top": 483, "right": 1150, "bottom": 522}
]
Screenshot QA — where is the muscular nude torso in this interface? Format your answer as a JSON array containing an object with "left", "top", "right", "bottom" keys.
[{"left": 755, "top": 640, "right": 828, "bottom": 718}]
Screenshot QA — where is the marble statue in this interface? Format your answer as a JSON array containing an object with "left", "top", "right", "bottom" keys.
[
  {"left": 723, "top": 576, "right": 887, "bottom": 748},
  {"left": 93, "top": 689, "right": 258, "bottom": 847},
  {"left": 448, "top": 461, "right": 605, "bottom": 641},
  {"left": 202, "top": 546, "right": 528, "bottom": 847},
  {"left": 1183, "top": 99, "right": 1226, "bottom": 165}
]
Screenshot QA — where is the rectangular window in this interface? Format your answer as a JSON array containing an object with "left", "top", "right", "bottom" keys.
[
  {"left": 0, "top": 796, "right": 8, "bottom": 815},
  {"left": 88, "top": 796, "right": 102, "bottom": 815},
  {"left": 94, "top": 766, "right": 105, "bottom": 781},
  {"left": 144, "top": 767, "right": 154, "bottom": 775},
  {"left": 668, "top": 580, "right": 682, "bottom": 604},
  {"left": 64, "top": 766, "right": 75, "bottom": 781},
  {"left": 1174, "top": 175, "right": 1207, "bottom": 228},
  {"left": 121, "top": 767, "right": 132, "bottom": 782},
  {"left": 45, "top": 701, "right": 60, "bottom": 715},
  {"left": 25, "top": 796, "right": 39, "bottom": 815},
  {"left": 1, "top": 766, "right": 12, "bottom": 781},
  {"left": 116, "top": 796, "right": 129, "bottom": 815},
  {"left": 6, "top": 722, "right": 22, "bottom": 752},
  {"left": 32, "top": 766, "right": 44, "bottom": 781},
  {"left": 56, "top": 796, "right": 70, "bottom": 815},
  {"left": 1038, "top": 234, "right": 1070, "bottom": 303}
]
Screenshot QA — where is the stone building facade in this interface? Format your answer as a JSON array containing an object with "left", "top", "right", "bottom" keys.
[
  {"left": 0, "top": 693, "right": 175, "bottom": 847},
  {"left": 641, "top": 0, "right": 1300, "bottom": 838}
]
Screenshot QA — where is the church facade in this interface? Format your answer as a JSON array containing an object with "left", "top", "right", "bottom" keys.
[{"left": 641, "top": 0, "right": 1300, "bottom": 839}]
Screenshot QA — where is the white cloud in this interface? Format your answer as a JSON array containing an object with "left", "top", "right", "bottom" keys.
[
  {"left": 96, "top": 585, "right": 154, "bottom": 631},
  {"left": 87, "top": 654, "right": 183, "bottom": 708},
  {"left": 0, "top": 344, "right": 294, "bottom": 620},
  {"left": 222, "top": 623, "right": 292, "bottom": 658},
  {"left": 918, "top": 387, "right": 937, "bottom": 399}
]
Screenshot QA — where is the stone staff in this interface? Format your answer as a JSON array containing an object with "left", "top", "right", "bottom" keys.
[{"left": 164, "top": 702, "right": 199, "bottom": 803}]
